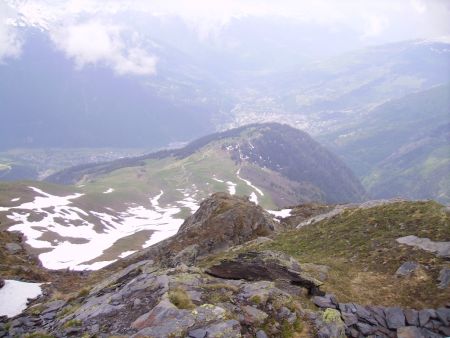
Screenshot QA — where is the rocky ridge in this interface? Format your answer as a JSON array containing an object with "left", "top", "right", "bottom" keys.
[{"left": 0, "top": 193, "right": 449, "bottom": 338}]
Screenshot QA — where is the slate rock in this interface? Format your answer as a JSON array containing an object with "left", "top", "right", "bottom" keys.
[
  {"left": 355, "top": 304, "right": 378, "bottom": 325},
  {"left": 256, "top": 330, "right": 269, "bottom": 338},
  {"left": 356, "top": 322, "right": 376, "bottom": 336},
  {"left": 436, "top": 308, "right": 450, "bottom": 326},
  {"left": 188, "top": 328, "right": 207, "bottom": 338},
  {"left": 439, "top": 325, "right": 450, "bottom": 336},
  {"left": 419, "top": 309, "right": 436, "bottom": 327},
  {"left": 395, "top": 261, "right": 420, "bottom": 277},
  {"left": 397, "top": 326, "right": 424, "bottom": 338},
  {"left": 42, "top": 300, "right": 66, "bottom": 314},
  {"left": 206, "top": 250, "right": 323, "bottom": 296},
  {"left": 385, "top": 307, "right": 405, "bottom": 329},
  {"left": 404, "top": 309, "right": 419, "bottom": 326},
  {"left": 313, "top": 294, "right": 337, "bottom": 309},
  {"left": 437, "top": 268, "right": 450, "bottom": 289},
  {"left": 199, "top": 320, "right": 242, "bottom": 338},
  {"left": 341, "top": 312, "right": 358, "bottom": 326},
  {"left": 131, "top": 299, "right": 195, "bottom": 335}
]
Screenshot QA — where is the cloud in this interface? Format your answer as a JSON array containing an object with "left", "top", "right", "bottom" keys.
[
  {"left": 362, "top": 15, "right": 390, "bottom": 38},
  {"left": 0, "top": 3, "right": 22, "bottom": 62},
  {"left": 51, "top": 21, "right": 157, "bottom": 76}
]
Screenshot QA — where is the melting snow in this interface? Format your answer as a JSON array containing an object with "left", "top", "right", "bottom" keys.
[
  {"left": 236, "top": 169, "right": 264, "bottom": 196},
  {"left": 1, "top": 188, "right": 199, "bottom": 271},
  {"left": 0, "top": 280, "right": 43, "bottom": 317},
  {"left": 226, "top": 181, "right": 237, "bottom": 195},
  {"left": 119, "top": 250, "right": 137, "bottom": 258},
  {"left": 249, "top": 192, "right": 258, "bottom": 204},
  {"left": 267, "top": 209, "right": 292, "bottom": 218},
  {"left": 11, "top": 198, "right": 20, "bottom": 202}
]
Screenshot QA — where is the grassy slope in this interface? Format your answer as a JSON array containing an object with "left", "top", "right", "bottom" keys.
[{"left": 260, "top": 201, "right": 450, "bottom": 308}]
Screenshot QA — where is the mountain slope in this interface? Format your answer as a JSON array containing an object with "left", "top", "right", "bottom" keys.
[
  {"left": 320, "top": 84, "right": 450, "bottom": 203},
  {"left": 0, "top": 123, "right": 365, "bottom": 271}
]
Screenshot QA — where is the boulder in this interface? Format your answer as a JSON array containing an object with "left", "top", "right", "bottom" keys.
[
  {"left": 385, "top": 307, "right": 405, "bottom": 329},
  {"left": 395, "top": 261, "right": 420, "bottom": 277},
  {"left": 418, "top": 309, "right": 436, "bottom": 327},
  {"left": 313, "top": 294, "right": 337, "bottom": 309},
  {"left": 241, "top": 305, "right": 268, "bottom": 325},
  {"left": 436, "top": 308, "right": 450, "bottom": 326},
  {"left": 206, "top": 250, "right": 323, "bottom": 295},
  {"left": 404, "top": 309, "right": 419, "bottom": 326},
  {"left": 396, "top": 236, "right": 450, "bottom": 258},
  {"left": 0, "top": 278, "right": 4, "bottom": 289},
  {"left": 194, "top": 320, "right": 242, "bottom": 338}
]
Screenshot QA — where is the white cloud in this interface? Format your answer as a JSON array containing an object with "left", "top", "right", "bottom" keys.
[
  {"left": 51, "top": 21, "right": 157, "bottom": 76},
  {"left": 362, "top": 15, "right": 390, "bottom": 38},
  {"left": 0, "top": 2, "right": 22, "bottom": 62}
]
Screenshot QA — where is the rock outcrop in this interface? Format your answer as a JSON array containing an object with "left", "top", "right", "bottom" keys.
[
  {"left": 313, "top": 294, "right": 450, "bottom": 337},
  {"left": 114, "top": 193, "right": 280, "bottom": 268},
  {"left": 206, "top": 250, "right": 323, "bottom": 296}
]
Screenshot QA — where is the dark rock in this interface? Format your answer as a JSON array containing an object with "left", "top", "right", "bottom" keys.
[
  {"left": 0, "top": 279, "right": 4, "bottom": 289},
  {"left": 256, "top": 330, "right": 269, "bottom": 338},
  {"left": 341, "top": 312, "right": 358, "bottom": 326},
  {"left": 436, "top": 308, "right": 450, "bottom": 326},
  {"left": 439, "top": 325, "right": 450, "bottom": 336},
  {"left": 395, "top": 261, "right": 420, "bottom": 277},
  {"left": 419, "top": 309, "right": 436, "bottom": 327},
  {"left": 438, "top": 268, "right": 450, "bottom": 289},
  {"left": 368, "top": 306, "right": 388, "bottom": 328},
  {"left": 397, "top": 326, "right": 424, "bottom": 338},
  {"left": 198, "top": 320, "right": 241, "bottom": 338},
  {"left": 42, "top": 300, "right": 66, "bottom": 314},
  {"left": 206, "top": 250, "right": 323, "bottom": 295},
  {"left": 356, "top": 322, "right": 376, "bottom": 336},
  {"left": 354, "top": 304, "right": 378, "bottom": 325},
  {"left": 313, "top": 294, "right": 337, "bottom": 309},
  {"left": 404, "top": 309, "right": 420, "bottom": 326},
  {"left": 188, "top": 328, "right": 207, "bottom": 338},
  {"left": 385, "top": 307, "right": 405, "bottom": 329}
]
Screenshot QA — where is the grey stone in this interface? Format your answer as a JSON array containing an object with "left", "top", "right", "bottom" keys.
[
  {"left": 395, "top": 261, "right": 420, "bottom": 277},
  {"left": 436, "top": 308, "right": 450, "bottom": 326},
  {"left": 397, "top": 326, "right": 424, "bottom": 338},
  {"left": 385, "top": 307, "right": 405, "bottom": 329},
  {"left": 256, "top": 330, "right": 268, "bottom": 338},
  {"left": 241, "top": 305, "right": 268, "bottom": 325},
  {"left": 437, "top": 268, "right": 450, "bottom": 289},
  {"left": 188, "top": 328, "right": 207, "bottom": 338},
  {"left": 133, "top": 298, "right": 141, "bottom": 309},
  {"left": 131, "top": 299, "right": 195, "bottom": 334},
  {"left": 356, "top": 322, "right": 376, "bottom": 336},
  {"left": 5, "top": 243, "right": 22, "bottom": 254},
  {"left": 313, "top": 295, "right": 337, "bottom": 309},
  {"left": 439, "top": 325, "right": 450, "bottom": 336},
  {"left": 278, "top": 306, "right": 292, "bottom": 319},
  {"left": 42, "top": 300, "right": 66, "bottom": 314},
  {"left": 355, "top": 304, "right": 378, "bottom": 325},
  {"left": 404, "top": 309, "right": 419, "bottom": 326},
  {"left": 201, "top": 320, "right": 242, "bottom": 338},
  {"left": 341, "top": 312, "right": 358, "bottom": 326},
  {"left": 419, "top": 309, "right": 436, "bottom": 327},
  {"left": 396, "top": 236, "right": 450, "bottom": 258}
]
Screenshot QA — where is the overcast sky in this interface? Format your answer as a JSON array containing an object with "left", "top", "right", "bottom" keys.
[{"left": 1, "top": 0, "right": 450, "bottom": 75}]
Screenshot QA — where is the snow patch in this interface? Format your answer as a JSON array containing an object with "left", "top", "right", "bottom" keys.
[
  {"left": 103, "top": 188, "right": 114, "bottom": 194},
  {"left": 119, "top": 250, "right": 137, "bottom": 258},
  {"left": 267, "top": 209, "right": 292, "bottom": 218},
  {"left": 226, "top": 181, "right": 237, "bottom": 195},
  {"left": 249, "top": 192, "right": 258, "bottom": 204},
  {"left": 236, "top": 169, "right": 264, "bottom": 196},
  {"left": 0, "top": 280, "right": 43, "bottom": 317},
  {"left": 11, "top": 198, "right": 20, "bottom": 202}
]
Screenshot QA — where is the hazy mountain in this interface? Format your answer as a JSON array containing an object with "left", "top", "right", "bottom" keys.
[
  {"left": 319, "top": 84, "right": 450, "bottom": 203},
  {"left": 0, "top": 28, "right": 227, "bottom": 150}
]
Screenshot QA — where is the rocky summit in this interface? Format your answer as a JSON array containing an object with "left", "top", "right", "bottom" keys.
[{"left": 0, "top": 193, "right": 449, "bottom": 338}]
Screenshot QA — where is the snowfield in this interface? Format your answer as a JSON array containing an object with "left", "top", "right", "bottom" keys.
[
  {"left": 0, "top": 280, "right": 43, "bottom": 317},
  {"left": 2, "top": 187, "right": 199, "bottom": 271}
]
